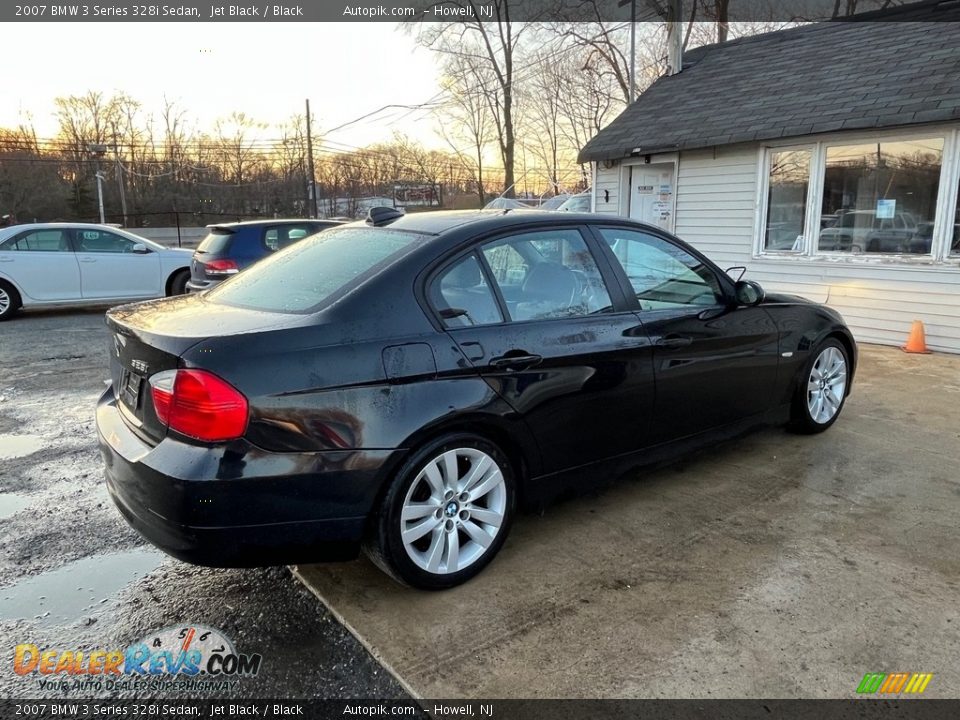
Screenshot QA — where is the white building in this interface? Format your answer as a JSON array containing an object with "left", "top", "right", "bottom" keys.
[{"left": 579, "top": 4, "right": 960, "bottom": 352}]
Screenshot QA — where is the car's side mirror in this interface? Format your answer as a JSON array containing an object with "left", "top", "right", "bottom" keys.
[
  {"left": 734, "top": 280, "right": 764, "bottom": 306},
  {"left": 131, "top": 243, "right": 149, "bottom": 254}
]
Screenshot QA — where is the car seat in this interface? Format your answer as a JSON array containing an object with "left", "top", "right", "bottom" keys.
[{"left": 514, "top": 262, "right": 578, "bottom": 321}]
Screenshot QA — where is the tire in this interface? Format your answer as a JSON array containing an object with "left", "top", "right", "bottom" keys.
[
  {"left": 365, "top": 433, "right": 516, "bottom": 590},
  {"left": 788, "top": 338, "right": 850, "bottom": 434},
  {"left": 0, "top": 280, "right": 21, "bottom": 321},
  {"left": 168, "top": 270, "right": 189, "bottom": 296}
]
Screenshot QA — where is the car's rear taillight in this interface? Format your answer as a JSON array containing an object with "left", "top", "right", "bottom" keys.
[
  {"left": 203, "top": 259, "right": 239, "bottom": 276},
  {"left": 149, "top": 369, "right": 248, "bottom": 442}
]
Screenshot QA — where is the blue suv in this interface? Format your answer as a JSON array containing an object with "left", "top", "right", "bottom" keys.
[{"left": 186, "top": 219, "right": 343, "bottom": 293}]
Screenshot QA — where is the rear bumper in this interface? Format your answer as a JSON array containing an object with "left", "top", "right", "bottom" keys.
[
  {"left": 185, "top": 279, "right": 219, "bottom": 294},
  {"left": 96, "top": 388, "right": 400, "bottom": 567}
]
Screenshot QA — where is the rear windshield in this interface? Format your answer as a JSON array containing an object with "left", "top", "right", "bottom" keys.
[
  {"left": 205, "top": 226, "right": 425, "bottom": 313},
  {"left": 197, "top": 228, "right": 234, "bottom": 253}
]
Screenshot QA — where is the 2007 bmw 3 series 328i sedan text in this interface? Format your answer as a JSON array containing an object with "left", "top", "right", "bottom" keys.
[{"left": 96, "top": 209, "right": 856, "bottom": 589}]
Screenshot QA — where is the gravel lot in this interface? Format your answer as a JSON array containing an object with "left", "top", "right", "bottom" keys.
[{"left": 0, "top": 307, "right": 404, "bottom": 700}]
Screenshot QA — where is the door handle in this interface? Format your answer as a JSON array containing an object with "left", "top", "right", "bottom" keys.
[
  {"left": 489, "top": 353, "right": 542, "bottom": 371},
  {"left": 0, "top": 256, "right": 13, "bottom": 262},
  {"left": 656, "top": 335, "right": 693, "bottom": 349},
  {"left": 80, "top": 257, "right": 97, "bottom": 263}
]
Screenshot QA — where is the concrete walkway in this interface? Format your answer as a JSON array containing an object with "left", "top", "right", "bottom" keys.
[{"left": 295, "top": 345, "right": 960, "bottom": 698}]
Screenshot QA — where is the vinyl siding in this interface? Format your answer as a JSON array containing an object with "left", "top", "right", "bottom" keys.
[
  {"left": 595, "top": 148, "right": 960, "bottom": 354},
  {"left": 594, "top": 165, "right": 621, "bottom": 214}
]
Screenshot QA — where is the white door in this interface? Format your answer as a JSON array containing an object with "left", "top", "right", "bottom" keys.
[
  {"left": 73, "top": 229, "right": 162, "bottom": 299},
  {"left": 0, "top": 228, "right": 82, "bottom": 301},
  {"left": 629, "top": 163, "right": 675, "bottom": 233}
]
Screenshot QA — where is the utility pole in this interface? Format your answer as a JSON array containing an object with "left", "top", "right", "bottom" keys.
[
  {"left": 88, "top": 144, "right": 108, "bottom": 223},
  {"left": 95, "top": 171, "right": 106, "bottom": 223},
  {"left": 305, "top": 99, "right": 317, "bottom": 218},
  {"left": 113, "top": 145, "right": 128, "bottom": 226}
]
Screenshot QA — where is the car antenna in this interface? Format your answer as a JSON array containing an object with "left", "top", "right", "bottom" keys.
[{"left": 366, "top": 206, "right": 404, "bottom": 227}]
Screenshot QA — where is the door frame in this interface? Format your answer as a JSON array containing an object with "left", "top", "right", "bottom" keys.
[
  {"left": 618, "top": 153, "right": 679, "bottom": 230},
  {"left": 415, "top": 221, "right": 638, "bottom": 331}
]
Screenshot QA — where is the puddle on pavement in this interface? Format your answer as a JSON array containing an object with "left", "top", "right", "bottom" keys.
[
  {"left": 0, "top": 549, "right": 162, "bottom": 626},
  {"left": 0, "top": 434, "right": 44, "bottom": 460},
  {"left": 0, "top": 492, "right": 32, "bottom": 519}
]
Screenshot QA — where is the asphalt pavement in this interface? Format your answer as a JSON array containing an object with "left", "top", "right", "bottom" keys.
[{"left": 0, "top": 306, "right": 405, "bottom": 700}]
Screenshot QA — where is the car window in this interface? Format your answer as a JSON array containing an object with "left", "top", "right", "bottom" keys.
[
  {"left": 263, "top": 224, "right": 315, "bottom": 251},
  {"left": 558, "top": 194, "right": 591, "bottom": 212},
  {"left": 197, "top": 228, "right": 234, "bottom": 254},
  {"left": 0, "top": 229, "right": 72, "bottom": 252},
  {"left": 431, "top": 254, "right": 503, "bottom": 328},
  {"left": 206, "top": 226, "right": 424, "bottom": 314},
  {"left": 599, "top": 228, "right": 723, "bottom": 310},
  {"left": 480, "top": 229, "right": 612, "bottom": 322},
  {"left": 75, "top": 229, "right": 138, "bottom": 253}
]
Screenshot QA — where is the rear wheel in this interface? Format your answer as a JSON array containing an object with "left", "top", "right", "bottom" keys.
[
  {"left": 788, "top": 338, "right": 849, "bottom": 434},
  {"left": 0, "top": 280, "right": 21, "bottom": 321},
  {"left": 168, "top": 269, "right": 189, "bottom": 296},
  {"left": 365, "top": 433, "right": 516, "bottom": 590}
]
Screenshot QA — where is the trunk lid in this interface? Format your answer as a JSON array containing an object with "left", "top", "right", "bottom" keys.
[
  {"left": 105, "top": 293, "right": 310, "bottom": 443},
  {"left": 191, "top": 226, "right": 235, "bottom": 283}
]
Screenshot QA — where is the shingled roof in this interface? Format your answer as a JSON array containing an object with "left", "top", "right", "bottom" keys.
[{"left": 578, "top": 2, "right": 960, "bottom": 163}]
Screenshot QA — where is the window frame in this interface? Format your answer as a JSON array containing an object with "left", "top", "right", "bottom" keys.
[
  {"left": 1, "top": 228, "right": 76, "bottom": 253},
  {"left": 429, "top": 250, "right": 505, "bottom": 329},
  {"left": 74, "top": 228, "right": 143, "bottom": 254},
  {"left": 756, "top": 144, "right": 817, "bottom": 257},
  {"left": 260, "top": 223, "right": 320, "bottom": 253},
  {"left": 588, "top": 224, "right": 733, "bottom": 313},
  {"left": 421, "top": 223, "right": 634, "bottom": 330},
  {"left": 755, "top": 126, "right": 960, "bottom": 264}
]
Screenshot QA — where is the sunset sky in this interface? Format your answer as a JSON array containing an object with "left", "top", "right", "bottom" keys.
[{"left": 4, "top": 23, "right": 444, "bottom": 149}]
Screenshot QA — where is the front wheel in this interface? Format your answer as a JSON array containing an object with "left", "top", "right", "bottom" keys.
[
  {"left": 365, "top": 434, "right": 516, "bottom": 590},
  {"left": 168, "top": 270, "right": 189, "bottom": 296},
  {"left": 788, "top": 339, "right": 850, "bottom": 434}
]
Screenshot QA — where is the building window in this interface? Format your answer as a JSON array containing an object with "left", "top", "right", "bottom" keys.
[
  {"left": 817, "top": 138, "right": 943, "bottom": 254},
  {"left": 764, "top": 149, "right": 811, "bottom": 252}
]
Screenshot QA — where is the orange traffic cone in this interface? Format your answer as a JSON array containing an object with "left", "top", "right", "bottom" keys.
[{"left": 901, "top": 320, "right": 931, "bottom": 354}]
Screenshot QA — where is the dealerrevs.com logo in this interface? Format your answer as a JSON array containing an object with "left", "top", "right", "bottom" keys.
[
  {"left": 856, "top": 672, "right": 933, "bottom": 695},
  {"left": 13, "top": 625, "right": 262, "bottom": 693}
]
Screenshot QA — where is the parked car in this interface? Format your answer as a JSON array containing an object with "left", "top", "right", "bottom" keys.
[
  {"left": 557, "top": 191, "right": 591, "bottom": 212},
  {"left": 538, "top": 194, "right": 570, "bottom": 210},
  {"left": 483, "top": 197, "right": 529, "bottom": 210},
  {"left": 818, "top": 210, "right": 917, "bottom": 252},
  {"left": 0, "top": 223, "right": 192, "bottom": 321},
  {"left": 97, "top": 209, "right": 856, "bottom": 589},
  {"left": 905, "top": 221, "right": 960, "bottom": 254},
  {"left": 186, "top": 219, "right": 343, "bottom": 293}
]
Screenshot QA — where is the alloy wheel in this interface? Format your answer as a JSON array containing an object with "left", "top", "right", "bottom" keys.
[
  {"left": 807, "top": 346, "right": 847, "bottom": 424},
  {"left": 0, "top": 287, "right": 9, "bottom": 315},
  {"left": 400, "top": 447, "right": 507, "bottom": 575}
]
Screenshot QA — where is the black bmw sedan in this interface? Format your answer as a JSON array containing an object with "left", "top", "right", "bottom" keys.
[{"left": 96, "top": 209, "right": 856, "bottom": 589}]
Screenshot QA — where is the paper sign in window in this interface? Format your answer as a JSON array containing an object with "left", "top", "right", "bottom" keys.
[{"left": 876, "top": 199, "right": 896, "bottom": 219}]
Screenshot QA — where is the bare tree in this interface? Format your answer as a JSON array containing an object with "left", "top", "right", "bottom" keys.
[
  {"left": 0, "top": 123, "right": 66, "bottom": 221},
  {"left": 523, "top": 51, "right": 564, "bottom": 195},
  {"left": 436, "top": 53, "right": 495, "bottom": 205},
  {"left": 413, "top": 0, "right": 533, "bottom": 196}
]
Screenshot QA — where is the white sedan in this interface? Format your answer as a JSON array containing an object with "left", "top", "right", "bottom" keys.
[{"left": 0, "top": 223, "right": 193, "bottom": 320}]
